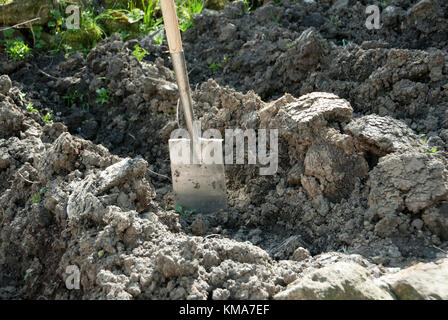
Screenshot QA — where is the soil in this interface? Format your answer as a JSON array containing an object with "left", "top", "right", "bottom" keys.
[{"left": 0, "top": 0, "right": 448, "bottom": 299}]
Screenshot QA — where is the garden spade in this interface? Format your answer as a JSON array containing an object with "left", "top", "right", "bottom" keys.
[{"left": 160, "top": 0, "right": 227, "bottom": 213}]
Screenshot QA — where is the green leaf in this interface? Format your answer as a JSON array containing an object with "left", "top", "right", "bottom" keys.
[
  {"left": 175, "top": 205, "right": 183, "bottom": 214},
  {"left": 2, "top": 29, "right": 14, "bottom": 39},
  {"left": 126, "top": 9, "right": 144, "bottom": 23}
]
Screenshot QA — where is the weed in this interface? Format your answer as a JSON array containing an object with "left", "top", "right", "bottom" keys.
[
  {"left": 96, "top": 88, "right": 110, "bottom": 104},
  {"left": 18, "top": 91, "right": 26, "bottom": 102},
  {"left": 175, "top": 205, "right": 196, "bottom": 217},
  {"left": 5, "top": 40, "right": 32, "bottom": 61},
  {"left": 26, "top": 103, "right": 38, "bottom": 113},
  {"left": 178, "top": 0, "right": 205, "bottom": 32},
  {"left": 43, "top": 111, "right": 54, "bottom": 124},
  {"left": 209, "top": 62, "right": 220, "bottom": 73},
  {"left": 31, "top": 193, "right": 41, "bottom": 204},
  {"left": 63, "top": 90, "right": 85, "bottom": 108},
  {"left": 31, "top": 26, "right": 46, "bottom": 49},
  {"left": 377, "top": 0, "right": 390, "bottom": 8},
  {"left": 46, "top": 6, "right": 70, "bottom": 55},
  {"left": 63, "top": 91, "right": 76, "bottom": 107},
  {"left": 64, "top": 9, "right": 104, "bottom": 50},
  {"left": 82, "top": 102, "right": 91, "bottom": 112},
  {"left": 126, "top": 8, "right": 145, "bottom": 23},
  {"left": 419, "top": 134, "right": 440, "bottom": 154},
  {"left": 132, "top": 44, "right": 148, "bottom": 61},
  {"left": 118, "top": 29, "right": 130, "bottom": 40},
  {"left": 329, "top": 15, "right": 339, "bottom": 30},
  {"left": 153, "top": 31, "right": 165, "bottom": 45},
  {"left": 48, "top": 8, "right": 63, "bottom": 31},
  {"left": 98, "top": 250, "right": 105, "bottom": 258},
  {"left": 138, "top": 0, "right": 162, "bottom": 33},
  {"left": 1, "top": 29, "right": 14, "bottom": 40},
  {"left": 239, "top": 0, "right": 263, "bottom": 12},
  {"left": 209, "top": 56, "right": 229, "bottom": 73},
  {"left": 241, "top": 0, "right": 252, "bottom": 12}
]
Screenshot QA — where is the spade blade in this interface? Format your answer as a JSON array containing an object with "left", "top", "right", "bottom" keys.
[{"left": 169, "top": 138, "right": 227, "bottom": 213}]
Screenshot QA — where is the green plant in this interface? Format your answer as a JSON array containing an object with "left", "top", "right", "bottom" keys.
[
  {"left": 132, "top": 44, "right": 148, "bottom": 61},
  {"left": 26, "top": 103, "right": 38, "bottom": 113},
  {"left": 63, "top": 90, "right": 85, "bottom": 108},
  {"left": 31, "top": 26, "right": 46, "bottom": 49},
  {"left": 46, "top": 6, "right": 70, "bottom": 55},
  {"left": 64, "top": 9, "right": 104, "bottom": 50},
  {"left": 175, "top": 205, "right": 196, "bottom": 217},
  {"left": 96, "top": 88, "right": 110, "bottom": 104},
  {"left": 1, "top": 29, "right": 14, "bottom": 39},
  {"left": 419, "top": 134, "right": 439, "bottom": 154},
  {"left": 178, "top": 0, "right": 205, "bottom": 32},
  {"left": 209, "top": 62, "right": 219, "bottom": 73},
  {"left": 329, "top": 15, "right": 339, "bottom": 30},
  {"left": 153, "top": 31, "right": 165, "bottom": 45},
  {"left": 0, "top": 29, "right": 14, "bottom": 48},
  {"left": 377, "top": 0, "right": 390, "bottom": 8},
  {"left": 48, "top": 8, "right": 63, "bottom": 31},
  {"left": 209, "top": 56, "right": 229, "bottom": 73},
  {"left": 63, "top": 92, "right": 76, "bottom": 107},
  {"left": 31, "top": 193, "right": 41, "bottom": 204},
  {"left": 43, "top": 111, "right": 53, "bottom": 124},
  {"left": 18, "top": 91, "right": 26, "bottom": 102},
  {"left": 127, "top": 8, "right": 145, "bottom": 23},
  {"left": 139, "top": 0, "right": 162, "bottom": 33},
  {"left": 5, "top": 40, "right": 32, "bottom": 61},
  {"left": 241, "top": 0, "right": 252, "bottom": 12},
  {"left": 81, "top": 102, "right": 91, "bottom": 112},
  {"left": 118, "top": 29, "right": 130, "bottom": 40},
  {"left": 239, "top": 0, "right": 263, "bottom": 12}
]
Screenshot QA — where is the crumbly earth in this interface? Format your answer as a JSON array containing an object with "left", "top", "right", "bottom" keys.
[{"left": 0, "top": 0, "right": 448, "bottom": 299}]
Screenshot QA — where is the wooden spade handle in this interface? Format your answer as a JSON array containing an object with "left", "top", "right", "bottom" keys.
[{"left": 160, "top": 0, "right": 183, "bottom": 54}]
